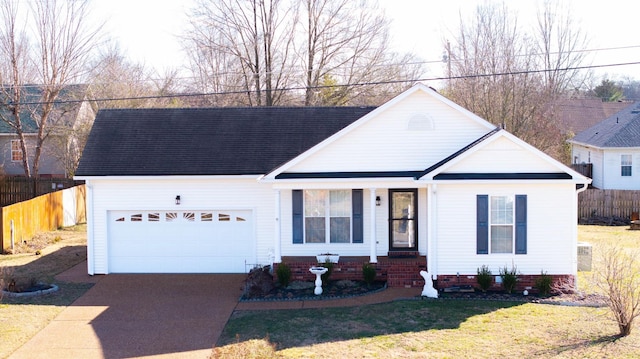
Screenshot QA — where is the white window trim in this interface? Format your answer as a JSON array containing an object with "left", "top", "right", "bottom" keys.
[
  {"left": 489, "top": 194, "right": 515, "bottom": 254},
  {"left": 11, "top": 139, "right": 22, "bottom": 162},
  {"left": 621, "top": 154, "right": 632, "bottom": 177},
  {"left": 303, "top": 190, "right": 353, "bottom": 244}
]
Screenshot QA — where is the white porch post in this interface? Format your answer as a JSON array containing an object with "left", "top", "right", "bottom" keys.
[
  {"left": 428, "top": 184, "right": 437, "bottom": 277},
  {"left": 273, "top": 189, "right": 282, "bottom": 263},
  {"left": 369, "top": 188, "right": 377, "bottom": 263}
]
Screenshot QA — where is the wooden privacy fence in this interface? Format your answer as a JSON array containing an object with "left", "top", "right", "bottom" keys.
[
  {"left": 578, "top": 188, "right": 640, "bottom": 220},
  {"left": 0, "top": 176, "right": 82, "bottom": 207},
  {"left": 0, "top": 185, "right": 86, "bottom": 253}
]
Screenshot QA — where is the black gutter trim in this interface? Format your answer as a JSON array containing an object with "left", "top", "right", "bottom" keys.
[
  {"left": 275, "top": 171, "right": 423, "bottom": 179},
  {"left": 417, "top": 127, "right": 501, "bottom": 178},
  {"left": 434, "top": 173, "right": 573, "bottom": 180}
]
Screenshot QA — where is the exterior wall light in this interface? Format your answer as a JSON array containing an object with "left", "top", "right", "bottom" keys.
[
  {"left": 376, "top": 196, "right": 381, "bottom": 206},
  {"left": 175, "top": 195, "right": 181, "bottom": 205}
]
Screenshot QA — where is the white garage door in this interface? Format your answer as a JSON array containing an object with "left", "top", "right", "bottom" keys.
[{"left": 108, "top": 210, "right": 254, "bottom": 273}]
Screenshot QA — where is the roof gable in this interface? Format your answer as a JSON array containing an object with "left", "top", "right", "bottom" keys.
[
  {"left": 75, "top": 106, "right": 375, "bottom": 176},
  {"left": 266, "top": 84, "right": 497, "bottom": 178},
  {"left": 423, "top": 130, "right": 589, "bottom": 182},
  {"left": 570, "top": 102, "right": 640, "bottom": 148}
]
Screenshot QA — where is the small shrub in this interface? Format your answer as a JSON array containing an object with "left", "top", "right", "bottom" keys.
[
  {"left": 362, "top": 263, "right": 376, "bottom": 285},
  {"left": 499, "top": 265, "right": 518, "bottom": 293},
  {"left": 534, "top": 271, "right": 553, "bottom": 296},
  {"left": 477, "top": 265, "right": 493, "bottom": 292},
  {"left": 321, "top": 259, "right": 333, "bottom": 284},
  {"left": 276, "top": 262, "right": 292, "bottom": 287}
]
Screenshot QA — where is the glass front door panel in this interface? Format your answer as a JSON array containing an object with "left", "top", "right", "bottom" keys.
[{"left": 389, "top": 190, "right": 417, "bottom": 250}]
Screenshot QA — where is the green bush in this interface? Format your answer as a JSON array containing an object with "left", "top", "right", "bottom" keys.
[
  {"left": 534, "top": 271, "right": 553, "bottom": 296},
  {"left": 276, "top": 262, "right": 292, "bottom": 287},
  {"left": 321, "top": 259, "right": 334, "bottom": 284},
  {"left": 476, "top": 265, "right": 493, "bottom": 292},
  {"left": 499, "top": 265, "right": 518, "bottom": 293},
  {"left": 362, "top": 263, "right": 376, "bottom": 285}
]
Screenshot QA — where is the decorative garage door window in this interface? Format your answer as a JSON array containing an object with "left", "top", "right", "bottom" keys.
[
  {"left": 108, "top": 209, "right": 253, "bottom": 273},
  {"left": 113, "top": 211, "right": 247, "bottom": 223}
]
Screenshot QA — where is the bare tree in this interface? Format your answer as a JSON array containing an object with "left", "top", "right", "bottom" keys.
[
  {"left": 444, "top": 1, "right": 589, "bottom": 159},
  {"left": 0, "top": 0, "right": 35, "bottom": 177},
  {"left": 183, "top": 0, "right": 422, "bottom": 106},
  {"left": 87, "top": 44, "right": 183, "bottom": 109},
  {"left": 0, "top": 0, "right": 101, "bottom": 178},
  {"left": 184, "top": 0, "right": 297, "bottom": 106},
  {"left": 594, "top": 245, "right": 640, "bottom": 337}
]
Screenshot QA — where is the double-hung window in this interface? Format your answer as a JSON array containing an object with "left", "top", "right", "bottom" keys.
[
  {"left": 11, "top": 140, "right": 22, "bottom": 162},
  {"left": 304, "top": 190, "right": 351, "bottom": 243},
  {"left": 477, "top": 194, "right": 527, "bottom": 255},
  {"left": 490, "top": 196, "right": 514, "bottom": 253},
  {"left": 621, "top": 154, "right": 632, "bottom": 176},
  {"left": 292, "top": 189, "right": 363, "bottom": 244}
]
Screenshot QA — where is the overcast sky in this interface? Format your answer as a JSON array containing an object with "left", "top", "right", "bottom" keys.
[{"left": 93, "top": 0, "right": 640, "bottom": 83}]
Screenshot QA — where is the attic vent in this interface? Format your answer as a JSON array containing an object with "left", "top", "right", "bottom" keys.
[{"left": 407, "top": 113, "right": 434, "bottom": 131}]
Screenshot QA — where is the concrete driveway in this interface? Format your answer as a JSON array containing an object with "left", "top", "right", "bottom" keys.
[{"left": 9, "top": 272, "right": 245, "bottom": 359}]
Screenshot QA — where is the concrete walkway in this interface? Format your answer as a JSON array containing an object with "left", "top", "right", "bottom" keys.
[{"left": 8, "top": 262, "right": 421, "bottom": 359}]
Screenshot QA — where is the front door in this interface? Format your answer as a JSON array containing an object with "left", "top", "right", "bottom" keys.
[{"left": 389, "top": 189, "right": 418, "bottom": 251}]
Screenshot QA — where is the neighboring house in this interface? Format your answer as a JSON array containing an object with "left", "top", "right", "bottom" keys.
[
  {"left": 0, "top": 85, "right": 95, "bottom": 178},
  {"left": 75, "top": 84, "right": 590, "bottom": 290},
  {"left": 568, "top": 102, "right": 640, "bottom": 190},
  {"left": 554, "top": 97, "right": 631, "bottom": 135}
]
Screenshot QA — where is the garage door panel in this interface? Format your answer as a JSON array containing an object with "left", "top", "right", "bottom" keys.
[{"left": 108, "top": 210, "right": 254, "bottom": 273}]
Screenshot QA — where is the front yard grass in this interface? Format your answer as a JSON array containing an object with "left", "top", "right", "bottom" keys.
[
  {"left": 215, "top": 225, "right": 640, "bottom": 358},
  {"left": 216, "top": 300, "right": 640, "bottom": 358},
  {"left": 0, "top": 225, "right": 91, "bottom": 359}
]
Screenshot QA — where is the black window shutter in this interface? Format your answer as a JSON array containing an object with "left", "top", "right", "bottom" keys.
[
  {"left": 515, "top": 194, "right": 527, "bottom": 254},
  {"left": 352, "top": 189, "right": 363, "bottom": 243},
  {"left": 292, "top": 190, "right": 303, "bottom": 244},
  {"left": 477, "top": 195, "right": 489, "bottom": 254}
]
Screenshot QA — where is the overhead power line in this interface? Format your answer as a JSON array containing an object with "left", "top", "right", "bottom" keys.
[{"left": 11, "top": 60, "right": 640, "bottom": 106}]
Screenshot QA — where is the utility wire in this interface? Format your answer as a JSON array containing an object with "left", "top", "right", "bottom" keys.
[{"left": 11, "top": 60, "right": 640, "bottom": 106}]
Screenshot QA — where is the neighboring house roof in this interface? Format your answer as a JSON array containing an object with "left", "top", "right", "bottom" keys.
[
  {"left": 0, "top": 85, "right": 90, "bottom": 134},
  {"left": 555, "top": 98, "right": 632, "bottom": 134},
  {"left": 569, "top": 102, "right": 640, "bottom": 148},
  {"left": 75, "top": 107, "right": 376, "bottom": 176}
]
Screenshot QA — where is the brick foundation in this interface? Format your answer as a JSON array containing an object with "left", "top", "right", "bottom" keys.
[
  {"left": 435, "top": 273, "right": 575, "bottom": 294},
  {"left": 273, "top": 258, "right": 574, "bottom": 293},
  {"left": 275, "top": 256, "right": 427, "bottom": 288}
]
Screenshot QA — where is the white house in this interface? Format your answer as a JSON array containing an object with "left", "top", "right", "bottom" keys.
[
  {"left": 569, "top": 102, "right": 640, "bottom": 190},
  {"left": 75, "top": 84, "right": 590, "bottom": 290}
]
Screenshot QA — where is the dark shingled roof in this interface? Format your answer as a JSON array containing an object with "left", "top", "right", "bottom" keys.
[
  {"left": 571, "top": 102, "right": 640, "bottom": 147},
  {"left": 75, "top": 106, "right": 376, "bottom": 176}
]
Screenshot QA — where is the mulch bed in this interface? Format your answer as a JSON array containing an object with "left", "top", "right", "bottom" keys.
[
  {"left": 241, "top": 279, "right": 386, "bottom": 301},
  {"left": 439, "top": 290, "right": 608, "bottom": 307}
]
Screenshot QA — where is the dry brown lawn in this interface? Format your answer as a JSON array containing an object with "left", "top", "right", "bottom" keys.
[{"left": 0, "top": 225, "right": 91, "bottom": 359}]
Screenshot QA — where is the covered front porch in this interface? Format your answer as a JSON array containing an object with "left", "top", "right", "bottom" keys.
[{"left": 275, "top": 255, "right": 427, "bottom": 288}]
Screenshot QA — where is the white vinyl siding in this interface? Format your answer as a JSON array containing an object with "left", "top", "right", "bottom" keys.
[
  {"left": 447, "top": 136, "right": 561, "bottom": 173},
  {"left": 287, "top": 91, "right": 491, "bottom": 173},
  {"left": 436, "top": 182, "right": 575, "bottom": 276},
  {"left": 86, "top": 177, "right": 271, "bottom": 274}
]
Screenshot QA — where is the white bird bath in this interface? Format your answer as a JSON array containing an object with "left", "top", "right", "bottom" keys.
[{"left": 309, "top": 266, "right": 328, "bottom": 295}]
